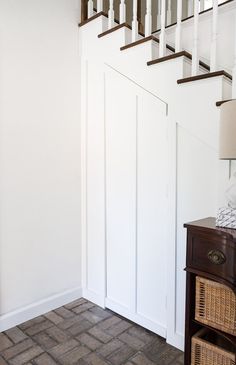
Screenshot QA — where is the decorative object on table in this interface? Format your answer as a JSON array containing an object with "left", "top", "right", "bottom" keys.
[
  {"left": 217, "top": 206, "right": 236, "bottom": 229},
  {"left": 217, "top": 100, "right": 236, "bottom": 228}
]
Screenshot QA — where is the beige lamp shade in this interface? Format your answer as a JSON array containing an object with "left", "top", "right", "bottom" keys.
[{"left": 219, "top": 100, "right": 236, "bottom": 160}]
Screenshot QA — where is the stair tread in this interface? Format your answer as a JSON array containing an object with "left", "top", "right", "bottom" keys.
[
  {"left": 147, "top": 51, "right": 210, "bottom": 71},
  {"left": 81, "top": 13, "right": 231, "bottom": 86},
  {"left": 120, "top": 35, "right": 158, "bottom": 50},
  {"left": 216, "top": 99, "right": 235, "bottom": 107},
  {"left": 98, "top": 23, "right": 131, "bottom": 38},
  {"left": 120, "top": 35, "right": 175, "bottom": 53},
  {"left": 79, "top": 12, "right": 108, "bottom": 27},
  {"left": 177, "top": 70, "right": 232, "bottom": 84}
]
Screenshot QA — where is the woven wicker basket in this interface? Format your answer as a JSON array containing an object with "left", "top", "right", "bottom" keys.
[
  {"left": 195, "top": 276, "right": 236, "bottom": 336},
  {"left": 191, "top": 328, "right": 236, "bottom": 365}
]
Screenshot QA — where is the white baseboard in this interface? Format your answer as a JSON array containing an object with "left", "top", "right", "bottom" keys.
[
  {"left": 0, "top": 286, "right": 82, "bottom": 332},
  {"left": 167, "top": 331, "right": 184, "bottom": 352},
  {"left": 105, "top": 298, "right": 167, "bottom": 339},
  {"left": 82, "top": 288, "right": 105, "bottom": 308},
  {"left": 0, "top": 286, "right": 184, "bottom": 352}
]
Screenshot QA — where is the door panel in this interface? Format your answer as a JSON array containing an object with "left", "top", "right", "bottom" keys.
[
  {"left": 136, "top": 92, "right": 168, "bottom": 328},
  {"left": 105, "top": 67, "right": 168, "bottom": 336},
  {"left": 106, "top": 70, "right": 137, "bottom": 310}
]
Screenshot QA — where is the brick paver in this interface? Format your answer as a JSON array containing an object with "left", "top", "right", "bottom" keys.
[
  {"left": 0, "top": 356, "right": 8, "bottom": 365},
  {"left": 1, "top": 339, "right": 35, "bottom": 361},
  {"left": 76, "top": 333, "right": 102, "bottom": 351},
  {"left": 0, "top": 335, "right": 13, "bottom": 352},
  {"left": 0, "top": 299, "right": 183, "bottom": 364},
  {"left": 34, "top": 353, "right": 58, "bottom": 365},
  {"left": 32, "top": 332, "right": 58, "bottom": 350},
  {"left": 97, "top": 339, "right": 123, "bottom": 358},
  {"left": 4, "top": 329, "right": 28, "bottom": 345}
]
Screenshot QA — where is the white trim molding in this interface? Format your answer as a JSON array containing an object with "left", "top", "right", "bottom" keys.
[
  {"left": 0, "top": 287, "right": 82, "bottom": 332},
  {"left": 83, "top": 289, "right": 105, "bottom": 308},
  {"left": 105, "top": 298, "right": 167, "bottom": 339}
]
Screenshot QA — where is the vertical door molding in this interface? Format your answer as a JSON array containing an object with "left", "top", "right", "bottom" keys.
[
  {"left": 134, "top": 94, "right": 139, "bottom": 315},
  {"left": 81, "top": 59, "right": 89, "bottom": 291},
  {"left": 166, "top": 120, "right": 183, "bottom": 350}
]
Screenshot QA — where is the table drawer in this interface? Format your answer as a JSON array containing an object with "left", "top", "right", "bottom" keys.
[{"left": 187, "top": 232, "right": 236, "bottom": 285}]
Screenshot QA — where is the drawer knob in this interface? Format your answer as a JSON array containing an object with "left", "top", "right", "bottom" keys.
[{"left": 207, "top": 250, "right": 226, "bottom": 265}]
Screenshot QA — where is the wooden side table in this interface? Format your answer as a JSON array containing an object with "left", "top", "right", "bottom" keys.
[{"left": 184, "top": 217, "right": 236, "bottom": 365}]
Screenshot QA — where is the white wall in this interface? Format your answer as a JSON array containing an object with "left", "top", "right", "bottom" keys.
[{"left": 0, "top": 0, "right": 82, "bottom": 329}]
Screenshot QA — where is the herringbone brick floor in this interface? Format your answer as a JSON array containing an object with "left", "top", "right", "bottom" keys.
[{"left": 0, "top": 299, "right": 184, "bottom": 365}]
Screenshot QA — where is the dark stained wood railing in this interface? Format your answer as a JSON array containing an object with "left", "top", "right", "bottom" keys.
[
  {"left": 80, "top": 0, "right": 144, "bottom": 34},
  {"left": 80, "top": 0, "right": 235, "bottom": 34}
]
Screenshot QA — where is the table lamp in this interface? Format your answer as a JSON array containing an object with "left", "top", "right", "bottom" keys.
[{"left": 216, "top": 100, "right": 236, "bottom": 228}]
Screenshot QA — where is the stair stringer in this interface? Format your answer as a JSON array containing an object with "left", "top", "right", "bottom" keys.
[{"left": 79, "top": 19, "right": 231, "bottom": 351}]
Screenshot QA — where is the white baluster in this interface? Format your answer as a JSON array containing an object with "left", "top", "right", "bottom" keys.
[
  {"left": 232, "top": 14, "right": 236, "bottom": 98},
  {"left": 159, "top": 0, "right": 166, "bottom": 57},
  {"left": 132, "top": 0, "right": 138, "bottom": 42},
  {"left": 167, "top": 0, "right": 172, "bottom": 25},
  {"left": 175, "top": 0, "right": 182, "bottom": 52},
  {"left": 157, "top": 0, "right": 161, "bottom": 30},
  {"left": 88, "top": 0, "right": 93, "bottom": 18},
  {"left": 200, "top": 0, "right": 205, "bottom": 12},
  {"left": 187, "top": 0, "right": 193, "bottom": 17},
  {"left": 108, "top": 0, "right": 115, "bottom": 29},
  {"left": 210, "top": 0, "right": 218, "bottom": 72},
  {"left": 145, "top": 0, "right": 152, "bottom": 37},
  {"left": 97, "top": 0, "right": 103, "bottom": 12},
  {"left": 192, "top": 0, "right": 199, "bottom": 76},
  {"left": 120, "top": 0, "right": 126, "bottom": 24}
]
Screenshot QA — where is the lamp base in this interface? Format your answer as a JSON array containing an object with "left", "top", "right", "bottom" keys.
[{"left": 216, "top": 207, "right": 236, "bottom": 229}]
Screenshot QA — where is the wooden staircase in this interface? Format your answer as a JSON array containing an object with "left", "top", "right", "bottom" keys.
[
  {"left": 79, "top": 0, "right": 235, "bottom": 103},
  {"left": 78, "top": 1, "right": 234, "bottom": 355}
]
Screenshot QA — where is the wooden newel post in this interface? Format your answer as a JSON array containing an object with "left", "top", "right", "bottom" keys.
[
  {"left": 157, "top": 0, "right": 161, "bottom": 30},
  {"left": 137, "top": 0, "right": 143, "bottom": 34},
  {"left": 132, "top": 0, "right": 139, "bottom": 42},
  {"left": 167, "top": 0, "right": 171, "bottom": 25},
  {"left": 232, "top": 14, "right": 236, "bottom": 98},
  {"left": 88, "top": 0, "right": 93, "bottom": 18},
  {"left": 97, "top": 0, "right": 103, "bottom": 12},
  {"left": 192, "top": 0, "right": 199, "bottom": 76},
  {"left": 159, "top": 0, "right": 166, "bottom": 57},
  {"left": 145, "top": 0, "right": 152, "bottom": 37},
  {"left": 188, "top": 0, "right": 193, "bottom": 17},
  {"left": 120, "top": 0, "right": 126, "bottom": 24},
  {"left": 210, "top": 0, "right": 219, "bottom": 72},
  {"left": 81, "top": 0, "right": 88, "bottom": 22},
  {"left": 175, "top": 0, "right": 183, "bottom": 53},
  {"left": 108, "top": 0, "right": 114, "bottom": 29}
]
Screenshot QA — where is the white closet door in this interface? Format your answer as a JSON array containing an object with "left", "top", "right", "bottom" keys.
[
  {"left": 105, "top": 70, "right": 137, "bottom": 310},
  {"left": 105, "top": 67, "right": 168, "bottom": 337},
  {"left": 136, "top": 91, "right": 168, "bottom": 335}
]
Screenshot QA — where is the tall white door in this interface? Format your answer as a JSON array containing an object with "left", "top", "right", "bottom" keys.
[{"left": 105, "top": 67, "right": 168, "bottom": 337}]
